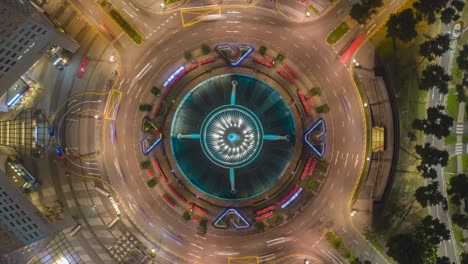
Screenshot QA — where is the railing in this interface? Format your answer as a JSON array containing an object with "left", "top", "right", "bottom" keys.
[
  {"left": 256, "top": 205, "right": 276, "bottom": 215},
  {"left": 167, "top": 184, "right": 187, "bottom": 204},
  {"left": 255, "top": 211, "right": 274, "bottom": 221},
  {"left": 162, "top": 194, "right": 175, "bottom": 207}
]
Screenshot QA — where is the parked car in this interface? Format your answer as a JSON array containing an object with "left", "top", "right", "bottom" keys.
[{"left": 451, "top": 22, "right": 462, "bottom": 39}]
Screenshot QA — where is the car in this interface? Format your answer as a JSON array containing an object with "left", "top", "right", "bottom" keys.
[
  {"left": 55, "top": 146, "right": 64, "bottom": 158},
  {"left": 442, "top": 199, "right": 448, "bottom": 211},
  {"left": 76, "top": 56, "right": 90, "bottom": 78},
  {"left": 451, "top": 22, "right": 462, "bottom": 39},
  {"left": 49, "top": 125, "right": 55, "bottom": 138}
]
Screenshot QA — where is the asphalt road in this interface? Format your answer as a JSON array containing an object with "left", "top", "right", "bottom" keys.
[{"left": 59, "top": 0, "right": 406, "bottom": 263}]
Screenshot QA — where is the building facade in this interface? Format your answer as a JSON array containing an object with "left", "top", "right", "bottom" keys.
[{"left": 0, "top": 0, "right": 79, "bottom": 96}]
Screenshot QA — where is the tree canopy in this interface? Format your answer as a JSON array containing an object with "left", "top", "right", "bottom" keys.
[
  {"left": 415, "top": 181, "right": 445, "bottom": 207},
  {"left": 418, "top": 215, "right": 450, "bottom": 245},
  {"left": 447, "top": 174, "right": 468, "bottom": 203},
  {"left": 416, "top": 164, "right": 438, "bottom": 179},
  {"left": 350, "top": 0, "right": 383, "bottom": 24},
  {"left": 440, "top": 7, "right": 460, "bottom": 24},
  {"left": 413, "top": 0, "right": 450, "bottom": 24},
  {"left": 420, "top": 64, "right": 452, "bottom": 94},
  {"left": 415, "top": 143, "right": 449, "bottom": 167},
  {"left": 450, "top": 0, "right": 465, "bottom": 12},
  {"left": 412, "top": 105, "right": 454, "bottom": 138},
  {"left": 387, "top": 233, "right": 425, "bottom": 264},
  {"left": 419, "top": 34, "right": 451, "bottom": 61},
  {"left": 386, "top": 9, "right": 418, "bottom": 51},
  {"left": 452, "top": 213, "right": 468, "bottom": 229},
  {"left": 456, "top": 44, "right": 468, "bottom": 72}
]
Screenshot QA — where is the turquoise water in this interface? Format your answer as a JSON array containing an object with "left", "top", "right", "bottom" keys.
[{"left": 170, "top": 74, "right": 296, "bottom": 200}]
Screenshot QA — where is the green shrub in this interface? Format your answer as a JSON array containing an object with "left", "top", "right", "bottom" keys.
[
  {"left": 259, "top": 46, "right": 267, "bottom": 55},
  {"left": 308, "top": 5, "right": 318, "bottom": 14},
  {"left": 99, "top": 0, "right": 108, "bottom": 7},
  {"left": 315, "top": 160, "right": 328, "bottom": 173},
  {"left": 276, "top": 53, "right": 285, "bottom": 62},
  {"left": 147, "top": 178, "right": 157, "bottom": 187},
  {"left": 326, "top": 21, "right": 350, "bottom": 45},
  {"left": 310, "top": 87, "right": 321, "bottom": 96},
  {"left": 273, "top": 213, "right": 283, "bottom": 224},
  {"left": 184, "top": 51, "right": 193, "bottom": 61},
  {"left": 316, "top": 104, "right": 330, "bottom": 113},
  {"left": 108, "top": 9, "right": 144, "bottom": 44},
  {"left": 306, "top": 178, "right": 320, "bottom": 190},
  {"left": 255, "top": 221, "right": 265, "bottom": 231},
  {"left": 151, "top": 86, "right": 160, "bottom": 96},
  {"left": 139, "top": 104, "right": 152, "bottom": 112},
  {"left": 199, "top": 219, "right": 208, "bottom": 234},
  {"left": 140, "top": 160, "right": 151, "bottom": 169},
  {"left": 201, "top": 43, "right": 211, "bottom": 54},
  {"left": 182, "top": 211, "right": 191, "bottom": 221}
]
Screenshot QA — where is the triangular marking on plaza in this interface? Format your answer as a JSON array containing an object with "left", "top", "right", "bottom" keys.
[{"left": 180, "top": 6, "right": 221, "bottom": 27}]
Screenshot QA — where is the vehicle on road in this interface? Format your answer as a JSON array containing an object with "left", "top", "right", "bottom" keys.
[
  {"left": 451, "top": 22, "right": 462, "bottom": 39},
  {"left": 76, "top": 56, "right": 90, "bottom": 78},
  {"left": 49, "top": 125, "right": 55, "bottom": 138},
  {"left": 199, "top": 14, "right": 226, "bottom": 22},
  {"left": 55, "top": 146, "right": 64, "bottom": 158},
  {"left": 442, "top": 198, "right": 448, "bottom": 211}
]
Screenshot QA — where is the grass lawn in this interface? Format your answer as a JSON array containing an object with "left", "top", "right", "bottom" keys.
[
  {"left": 371, "top": 23, "right": 434, "bottom": 241},
  {"left": 327, "top": 22, "right": 350, "bottom": 45},
  {"left": 444, "top": 134, "right": 457, "bottom": 145},
  {"left": 446, "top": 88, "right": 458, "bottom": 120},
  {"left": 351, "top": 73, "right": 371, "bottom": 203},
  {"left": 462, "top": 155, "right": 468, "bottom": 172},
  {"left": 446, "top": 156, "right": 457, "bottom": 174}
]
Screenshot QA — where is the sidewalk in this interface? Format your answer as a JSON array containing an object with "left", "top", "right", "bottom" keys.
[{"left": 350, "top": 40, "right": 398, "bottom": 255}]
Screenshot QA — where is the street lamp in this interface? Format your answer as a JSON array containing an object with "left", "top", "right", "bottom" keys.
[
  {"left": 160, "top": 2, "right": 165, "bottom": 8},
  {"left": 94, "top": 115, "right": 99, "bottom": 119},
  {"left": 363, "top": 103, "right": 368, "bottom": 107},
  {"left": 306, "top": 11, "right": 311, "bottom": 17},
  {"left": 351, "top": 210, "right": 357, "bottom": 216}
]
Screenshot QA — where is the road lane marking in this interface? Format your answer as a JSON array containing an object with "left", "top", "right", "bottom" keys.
[
  {"left": 335, "top": 150, "right": 340, "bottom": 165},
  {"left": 354, "top": 154, "right": 359, "bottom": 168},
  {"left": 344, "top": 153, "right": 349, "bottom": 167},
  {"left": 188, "top": 253, "right": 201, "bottom": 259},
  {"left": 298, "top": 34, "right": 304, "bottom": 39},
  {"left": 191, "top": 243, "right": 204, "bottom": 250}
]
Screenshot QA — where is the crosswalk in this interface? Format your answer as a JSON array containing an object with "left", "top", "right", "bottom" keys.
[
  {"left": 455, "top": 123, "right": 464, "bottom": 135},
  {"left": 455, "top": 143, "right": 463, "bottom": 155}
]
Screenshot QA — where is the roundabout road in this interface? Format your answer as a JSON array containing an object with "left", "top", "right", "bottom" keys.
[{"left": 64, "top": 0, "right": 402, "bottom": 263}]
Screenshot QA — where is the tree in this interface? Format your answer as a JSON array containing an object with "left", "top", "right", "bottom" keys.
[
  {"left": 201, "top": 43, "right": 211, "bottom": 54},
  {"left": 419, "top": 64, "right": 452, "bottom": 94},
  {"left": 414, "top": 181, "right": 445, "bottom": 207},
  {"left": 386, "top": 9, "right": 418, "bottom": 52},
  {"left": 419, "top": 34, "right": 451, "bottom": 61},
  {"left": 413, "top": 0, "right": 450, "bottom": 24},
  {"left": 255, "top": 221, "right": 265, "bottom": 232},
  {"left": 140, "top": 160, "right": 151, "bottom": 169},
  {"left": 415, "top": 143, "right": 449, "bottom": 167},
  {"left": 440, "top": 7, "right": 460, "bottom": 24},
  {"left": 436, "top": 256, "right": 452, "bottom": 264},
  {"left": 456, "top": 44, "right": 468, "bottom": 72},
  {"left": 182, "top": 211, "right": 191, "bottom": 221},
  {"left": 350, "top": 4, "right": 372, "bottom": 24},
  {"left": 412, "top": 105, "right": 454, "bottom": 138},
  {"left": 309, "top": 87, "right": 321, "bottom": 96},
  {"left": 316, "top": 104, "right": 330, "bottom": 113},
  {"left": 151, "top": 86, "right": 160, "bottom": 96},
  {"left": 139, "top": 104, "right": 153, "bottom": 112},
  {"left": 456, "top": 83, "right": 467, "bottom": 103},
  {"left": 416, "top": 164, "right": 438, "bottom": 179},
  {"left": 450, "top": 0, "right": 465, "bottom": 12},
  {"left": 418, "top": 215, "right": 450, "bottom": 245},
  {"left": 452, "top": 214, "right": 468, "bottom": 229},
  {"left": 387, "top": 233, "right": 425, "bottom": 264},
  {"left": 461, "top": 253, "right": 468, "bottom": 264},
  {"left": 447, "top": 174, "right": 468, "bottom": 203}
]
